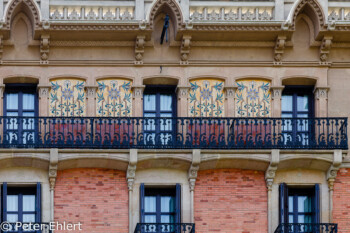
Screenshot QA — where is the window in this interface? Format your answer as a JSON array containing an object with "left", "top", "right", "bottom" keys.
[
  {"left": 279, "top": 184, "right": 320, "bottom": 229},
  {"left": 282, "top": 86, "right": 314, "bottom": 146},
  {"left": 4, "top": 85, "right": 38, "bottom": 145},
  {"left": 140, "top": 184, "right": 181, "bottom": 233},
  {"left": 143, "top": 86, "right": 176, "bottom": 146},
  {"left": 1, "top": 183, "right": 41, "bottom": 232}
]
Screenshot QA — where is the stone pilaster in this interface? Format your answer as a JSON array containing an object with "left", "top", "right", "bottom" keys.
[
  {"left": 224, "top": 86, "right": 237, "bottom": 117},
  {"left": 38, "top": 86, "right": 50, "bottom": 116},
  {"left": 270, "top": 86, "right": 284, "bottom": 117},
  {"left": 176, "top": 86, "right": 190, "bottom": 117},
  {"left": 188, "top": 149, "right": 201, "bottom": 223},
  {"left": 314, "top": 87, "right": 329, "bottom": 117},
  {"left": 132, "top": 86, "right": 145, "bottom": 117},
  {"left": 265, "top": 149, "right": 279, "bottom": 233},
  {"left": 49, "top": 149, "right": 58, "bottom": 222},
  {"left": 127, "top": 149, "right": 138, "bottom": 233},
  {"left": 85, "top": 86, "right": 98, "bottom": 117},
  {"left": 0, "top": 85, "right": 5, "bottom": 116}
]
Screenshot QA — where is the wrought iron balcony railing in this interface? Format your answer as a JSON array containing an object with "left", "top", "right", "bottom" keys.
[
  {"left": 0, "top": 116, "right": 347, "bottom": 150},
  {"left": 134, "top": 223, "right": 195, "bottom": 233},
  {"left": 274, "top": 223, "right": 338, "bottom": 233}
]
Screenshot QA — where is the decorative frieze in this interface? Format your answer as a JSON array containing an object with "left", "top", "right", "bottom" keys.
[
  {"left": 190, "top": 7, "right": 274, "bottom": 21},
  {"left": 328, "top": 8, "right": 350, "bottom": 22},
  {"left": 50, "top": 7, "right": 134, "bottom": 21}
]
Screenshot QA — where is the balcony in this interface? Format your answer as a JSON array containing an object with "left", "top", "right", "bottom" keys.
[
  {"left": 0, "top": 116, "right": 347, "bottom": 150},
  {"left": 134, "top": 223, "right": 195, "bottom": 233},
  {"left": 274, "top": 223, "right": 338, "bottom": 233}
]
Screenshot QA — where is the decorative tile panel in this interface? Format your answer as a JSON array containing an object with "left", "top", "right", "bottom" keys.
[
  {"left": 50, "top": 79, "right": 86, "bottom": 116},
  {"left": 96, "top": 79, "right": 133, "bottom": 117},
  {"left": 235, "top": 79, "right": 271, "bottom": 117},
  {"left": 188, "top": 79, "right": 225, "bottom": 117}
]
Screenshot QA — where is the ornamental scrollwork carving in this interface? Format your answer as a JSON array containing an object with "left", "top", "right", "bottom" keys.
[
  {"left": 40, "top": 35, "right": 50, "bottom": 64},
  {"left": 38, "top": 87, "right": 50, "bottom": 98},
  {"left": 320, "top": 37, "right": 332, "bottom": 64},
  {"left": 180, "top": 35, "right": 191, "bottom": 65},
  {"left": 274, "top": 36, "right": 286, "bottom": 64}
]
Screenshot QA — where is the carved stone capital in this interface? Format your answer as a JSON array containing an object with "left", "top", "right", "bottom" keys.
[
  {"left": 135, "top": 35, "right": 145, "bottom": 65},
  {"left": 314, "top": 87, "right": 329, "bottom": 100},
  {"left": 189, "top": 178, "right": 196, "bottom": 192},
  {"left": 180, "top": 35, "right": 191, "bottom": 65},
  {"left": 40, "top": 35, "right": 50, "bottom": 64},
  {"left": 38, "top": 86, "right": 50, "bottom": 98},
  {"left": 132, "top": 86, "right": 145, "bottom": 98},
  {"left": 224, "top": 86, "right": 238, "bottom": 99},
  {"left": 127, "top": 178, "right": 134, "bottom": 191},
  {"left": 320, "top": 36, "right": 332, "bottom": 64},
  {"left": 177, "top": 86, "right": 190, "bottom": 99},
  {"left": 85, "top": 86, "right": 98, "bottom": 98},
  {"left": 274, "top": 36, "right": 286, "bottom": 64},
  {"left": 270, "top": 86, "right": 285, "bottom": 100}
]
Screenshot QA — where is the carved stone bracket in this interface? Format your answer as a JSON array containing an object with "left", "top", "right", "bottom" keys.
[
  {"left": 270, "top": 86, "right": 285, "bottom": 100},
  {"left": 180, "top": 35, "right": 191, "bottom": 65},
  {"left": 314, "top": 87, "right": 329, "bottom": 100},
  {"left": 177, "top": 86, "right": 190, "bottom": 99},
  {"left": 320, "top": 36, "right": 332, "bottom": 64},
  {"left": 85, "top": 86, "right": 98, "bottom": 98},
  {"left": 135, "top": 35, "right": 145, "bottom": 65},
  {"left": 127, "top": 149, "right": 138, "bottom": 191},
  {"left": 188, "top": 149, "right": 201, "bottom": 191},
  {"left": 40, "top": 35, "right": 50, "bottom": 64},
  {"left": 132, "top": 86, "right": 145, "bottom": 98},
  {"left": 274, "top": 35, "right": 286, "bottom": 64},
  {"left": 265, "top": 149, "right": 280, "bottom": 191},
  {"left": 49, "top": 149, "right": 59, "bottom": 191},
  {"left": 327, "top": 150, "right": 342, "bottom": 191},
  {"left": 224, "top": 86, "right": 238, "bottom": 99}
]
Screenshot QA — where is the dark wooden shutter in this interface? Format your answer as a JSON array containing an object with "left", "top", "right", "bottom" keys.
[
  {"left": 175, "top": 184, "right": 181, "bottom": 224},
  {"left": 279, "top": 183, "right": 288, "bottom": 224},
  {"left": 36, "top": 182, "right": 41, "bottom": 223},
  {"left": 140, "top": 183, "right": 145, "bottom": 223},
  {"left": 314, "top": 184, "right": 320, "bottom": 224},
  {"left": 2, "top": 182, "right": 7, "bottom": 222}
]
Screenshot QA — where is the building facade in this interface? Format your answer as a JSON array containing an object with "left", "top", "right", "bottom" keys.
[{"left": 0, "top": 0, "right": 349, "bottom": 232}]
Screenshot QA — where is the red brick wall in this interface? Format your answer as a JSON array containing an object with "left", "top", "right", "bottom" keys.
[
  {"left": 333, "top": 168, "right": 350, "bottom": 232},
  {"left": 54, "top": 168, "right": 128, "bottom": 233},
  {"left": 194, "top": 169, "right": 268, "bottom": 233}
]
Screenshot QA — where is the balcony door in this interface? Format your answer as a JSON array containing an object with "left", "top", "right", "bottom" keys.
[
  {"left": 4, "top": 85, "right": 38, "bottom": 145},
  {"left": 143, "top": 86, "right": 176, "bottom": 146},
  {"left": 282, "top": 86, "right": 314, "bottom": 146},
  {"left": 140, "top": 184, "right": 181, "bottom": 233}
]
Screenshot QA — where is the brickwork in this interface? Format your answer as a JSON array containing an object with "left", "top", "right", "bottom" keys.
[
  {"left": 333, "top": 168, "right": 350, "bottom": 233},
  {"left": 194, "top": 169, "right": 268, "bottom": 233},
  {"left": 54, "top": 168, "right": 128, "bottom": 233}
]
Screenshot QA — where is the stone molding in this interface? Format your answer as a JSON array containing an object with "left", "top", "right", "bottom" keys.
[
  {"left": 132, "top": 86, "right": 145, "bottom": 98},
  {"left": 314, "top": 86, "right": 329, "bottom": 100},
  {"left": 85, "top": 86, "right": 98, "bottom": 98},
  {"left": 38, "top": 86, "right": 50, "bottom": 98},
  {"left": 4, "top": 0, "right": 41, "bottom": 30},
  {"left": 224, "top": 86, "right": 238, "bottom": 99},
  {"left": 290, "top": 0, "right": 326, "bottom": 31},
  {"left": 176, "top": 86, "right": 190, "bottom": 99},
  {"left": 270, "top": 86, "right": 285, "bottom": 100}
]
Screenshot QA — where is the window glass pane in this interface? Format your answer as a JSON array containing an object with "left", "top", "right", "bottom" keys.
[
  {"left": 6, "top": 93, "right": 19, "bottom": 110},
  {"left": 161, "top": 196, "right": 175, "bottom": 212},
  {"left": 282, "top": 95, "right": 293, "bottom": 112},
  {"left": 298, "top": 196, "right": 312, "bottom": 212},
  {"left": 7, "top": 214, "right": 18, "bottom": 222},
  {"left": 160, "top": 95, "right": 172, "bottom": 111},
  {"left": 23, "top": 94, "right": 35, "bottom": 110},
  {"left": 288, "top": 214, "right": 293, "bottom": 224},
  {"left": 23, "top": 195, "right": 35, "bottom": 211},
  {"left": 297, "top": 95, "right": 309, "bottom": 112},
  {"left": 145, "top": 215, "right": 156, "bottom": 223},
  {"left": 7, "top": 195, "right": 18, "bottom": 211},
  {"left": 144, "top": 95, "right": 156, "bottom": 111},
  {"left": 23, "top": 214, "right": 35, "bottom": 223},
  {"left": 161, "top": 215, "right": 175, "bottom": 223},
  {"left": 288, "top": 196, "right": 293, "bottom": 212},
  {"left": 145, "top": 196, "right": 156, "bottom": 212}
]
